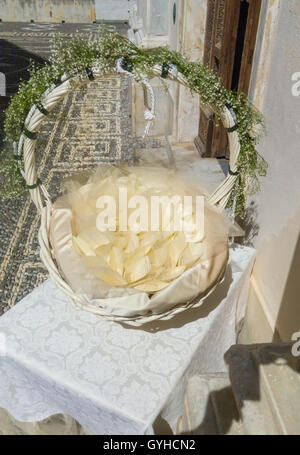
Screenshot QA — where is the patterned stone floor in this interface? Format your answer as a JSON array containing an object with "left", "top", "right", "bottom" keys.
[
  {"left": 0, "top": 75, "right": 135, "bottom": 312},
  {"left": 0, "top": 21, "right": 127, "bottom": 126},
  {"left": 0, "top": 22, "right": 151, "bottom": 314}
]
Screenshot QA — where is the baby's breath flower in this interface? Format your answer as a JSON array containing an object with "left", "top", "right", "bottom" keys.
[{"left": 1, "top": 28, "right": 267, "bottom": 216}]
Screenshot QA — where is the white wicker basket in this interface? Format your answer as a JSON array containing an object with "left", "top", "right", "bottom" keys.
[{"left": 18, "top": 62, "right": 241, "bottom": 324}]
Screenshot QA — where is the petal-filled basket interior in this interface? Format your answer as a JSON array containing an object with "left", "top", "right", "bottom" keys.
[{"left": 49, "top": 165, "right": 232, "bottom": 318}]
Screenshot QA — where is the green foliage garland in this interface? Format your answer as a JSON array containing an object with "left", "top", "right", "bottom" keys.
[{"left": 1, "top": 28, "right": 267, "bottom": 216}]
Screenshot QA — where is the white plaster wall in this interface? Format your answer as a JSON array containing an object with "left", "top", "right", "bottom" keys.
[
  {"left": 176, "top": 0, "right": 207, "bottom": 142},
  {"left": 135, "top": 0, "right": 170, "bottom": 46},
  {"left": 180, "top": 0, "right": 207, "bottom": 61},
  {"left": 249, "top": 0, "right": 300, "bottom": 341},
  {"left": 137, "top": 0, "right": 148, "bottom": 24},
  {"left": 95, "top": 0, "right": 131, "bottom": 21},
  {"left": 132, "top": 0, "right": 207, "bottom": 141},
  {"left": 168, "top": 0, "right": 180, "bottom": 50},
  {"left": 131, "top": 1, "right": 177, "bottom": 137},
  {"left": 150, "top": 0, "right": 169, "bottom": 34},
  {"left": 133, "top": 0, "right": 206, "bottom": 141},
  {"left": 0, "top": 0, "right": 96, "bottom": 22},
  {"left": 132, "top": 77, "right": 173, "bottom": 136}
]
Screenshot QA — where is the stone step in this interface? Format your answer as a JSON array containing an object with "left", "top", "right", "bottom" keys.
[
  {"left": 178, "top": 343, "right": 300, "bottom": 435},
  {"left": 208, "top": 375, "right": 245, "bottom": 435},
  {"left": 224, "top": 343, "right": 300, "bottom": 435},
  {"left": 251, "top": 343, "right": 300, "bottom": 435},
  {"left": 177, "top": 373, "right": 244, "bottom": 435}
]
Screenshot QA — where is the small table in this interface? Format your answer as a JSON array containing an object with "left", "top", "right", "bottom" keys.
[{"left": 0, "top": 245, "right": 255, "bottom": 435}]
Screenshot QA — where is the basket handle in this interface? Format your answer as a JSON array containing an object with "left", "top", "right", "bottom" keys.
[
  {"left": 18, "top": 64, "right": 240, "bottom": 214},
  {"left": 151, "top": 64, "right": 240, "bottom": 211}
]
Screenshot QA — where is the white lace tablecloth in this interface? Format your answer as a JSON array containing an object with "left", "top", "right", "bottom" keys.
[{"left": 0, "top": 245, "right": 255, "bottom": 435}]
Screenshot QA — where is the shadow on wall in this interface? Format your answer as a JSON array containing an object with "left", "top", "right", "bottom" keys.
[
  {"left": 236, "top": 201, "right": 260, "bottom": 247},
  {"left": 273, "top": 231, "right": 300, "bottom": 342},
  {"left": 0, "top": 39, "right": 47, "bottom": 143},
  {"left": 239, "top": 203, "right": 299, "bottom": 342}
]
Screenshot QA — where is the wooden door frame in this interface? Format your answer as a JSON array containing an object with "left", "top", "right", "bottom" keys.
[{"left": 195, "top": 0, "right": 262, "bottom": 158}]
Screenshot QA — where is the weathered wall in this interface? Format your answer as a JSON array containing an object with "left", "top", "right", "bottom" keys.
[
  {"left": 247, "top": 0, "right": 300, "bottom": 341},
  {"left": 135, "top": 0, "right": 177, "bottom": 47},
  {"left": 95, "top": 0, "right": 131, "bottom": 21},
  {"left": 131, "top": 0, "right": 179, "bottom": 137},
  {"left": 0, "top": 0, "right": 96, "bottom": 23},
  {"left": 176, "top": 0, "right": 207, "bottom": 142},
  {"left": 132, "top": 0, "right": 206, "bottom": 142}
]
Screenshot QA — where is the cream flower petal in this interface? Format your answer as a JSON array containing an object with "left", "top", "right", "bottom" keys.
[
  {"left": 82, "top": 256, "right": 127, "bottom": 286},
  {"left": 159, "top": 265, "right": 186, "bottom": 282},
  {"left": 124, "top": 255, "right": 151, "bottom": 283},
  {"left": 95, "top": 244, "right": 111, "bottom": 263},
  {"left": 130, "top": 278, "right": 169, "bottom": 293},
  {"left": 72, "top": 235, "right": 96, "bottom": 256},
  {"left": 78, "top": 227, "right": 113, "bottom": 249},
  {"left": 109, "top": 246, "right": 124, "bottom": 276},
  {"left": 149, "top": 245, "right": 168, "bottom": 267},
  {"left": 124, "top": 232, "right": 139, "bottom": 254},
  {"left": 168, "top": 232, "right": 186, "bottom": 267},
  {"left": 179, "top": 242, "right": 204, "bottom": 267},
  {"left": 68, "top": 165, "right": 224, "bottom": 294}
]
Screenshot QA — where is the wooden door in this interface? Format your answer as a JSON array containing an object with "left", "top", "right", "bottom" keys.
[{"left": 195, "top": 0, "right": 262, "bottom": 158}]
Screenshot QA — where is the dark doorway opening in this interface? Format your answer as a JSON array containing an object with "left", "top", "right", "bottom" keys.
[
  {"left": 231, "top": 0, "right": 249, "bottom": 91},
  {"left": 195, "top": 0, "right": 262, "bottom": 159}
]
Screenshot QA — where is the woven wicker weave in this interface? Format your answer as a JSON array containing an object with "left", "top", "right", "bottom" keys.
[{"left": 18, "top": 63, "right": 241, "bottom": 324}]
